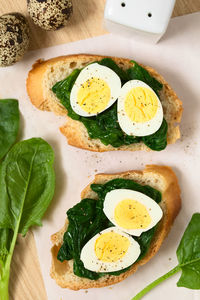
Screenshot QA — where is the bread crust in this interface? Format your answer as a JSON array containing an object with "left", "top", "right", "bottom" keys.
[
  {"left": 50, "top": 165, "right": 181, "bottom": 290},
  {"left": 26, "top": 54, "right": 183, "bottom": 152}
]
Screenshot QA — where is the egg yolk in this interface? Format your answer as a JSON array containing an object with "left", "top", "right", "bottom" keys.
[
  {"left": 77, "top": 77, "right": 111, "bottom": 114},
  {"left": 114, "top": 199, "right": 151, "bottom": 229},
  {"left": 124, "top": 87, "right": 158, "bottom": 123},
  {"left": 94, "top": 232, "right": 130, "bottom": 262}
]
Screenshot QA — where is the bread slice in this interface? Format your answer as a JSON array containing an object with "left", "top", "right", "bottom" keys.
[
  {"left": 50, "top": 165, "right": 181, "bottom": 290},
  {"left": 26, "top": 54, "right": 183, "bottom": 152}
]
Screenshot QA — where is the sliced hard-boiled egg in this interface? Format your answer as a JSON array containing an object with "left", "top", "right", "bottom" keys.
[
  {"left": 80, "top": 227, "right": 140, "bottom": 272},
  {"left": 117, "top": 80, "right": 163, "bottom": 136},
  {"left": 70, "top": 63, "right": 121, "bottom": 117},
  {"left": 103, "top": 189, "right": 163, "bottom": 237}
]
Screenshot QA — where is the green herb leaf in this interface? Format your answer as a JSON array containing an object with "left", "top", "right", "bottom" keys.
[
  {"left": 0, "top": 99, "right": 19, "bottom": 160},
  {"left": 52, "top": 58, "right": 167, "bottom": 151},
  {"left": 58, "top": 178, "right": 161, "bottom": 280},
  {"left": 177, "top": 213, "right": 200, "bottom": 289},
  {"left": 0, "top": 138, "right": 55, "bottom": 300}
]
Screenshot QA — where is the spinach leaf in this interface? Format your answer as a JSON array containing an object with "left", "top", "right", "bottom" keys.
[
  {"left": 98, "top": 58, "right": 129, "bottom": 82},
  {"left": 52, "top": 58, "right": 167, "bottom": 151},
  {"left": 131, "top": 213, "right": 200, "bottom": 300},
  {"left": 142, "top": 119, "right": 168, "bottom": 151},
  {"left": 0, "top": 138, "right": 55, "bottom": 300},
  {"left": 0, "top": 99, "right": 19, "bottom": 160},
  {"left": 177, "top": 213, "right": 200, "bottom": 289},
  {"left": 82, "top": 104, "right": 140, "bottom": 147},
  {"left": 52, "top": 69, "right": 81, "bottom": 120},
  {"left": 127, "top": 60, "right": 163, "bottom": 95},
  {"left": 58, "top": 178, "right": 161, "bottom": 280}
]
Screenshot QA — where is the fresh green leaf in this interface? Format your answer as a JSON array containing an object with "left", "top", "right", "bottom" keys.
[
  {"left": 0, "top": 138, "right": 55, "bottom": 300},
  {"left": 177, "top": 213, "right": 200, "bottom": 289},
  {"left": 0, "top": 99, "right": 19, "bottom": 160},
  {"left": 131, "top": 213, "right": 200, "bottom": 300},
  {"left": 52, "top": 58, "right": 167, "bottom": 151},
  {"left": 58, "top": 178, "right": 161, "bottom": 280},
  {"left": 0, "top": 137, "right": 55, "bottom": 234}
]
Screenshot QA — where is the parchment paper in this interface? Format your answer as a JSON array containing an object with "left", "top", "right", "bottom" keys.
[{"left": 0, "top": 12, "right": 200, "bottom": 300}]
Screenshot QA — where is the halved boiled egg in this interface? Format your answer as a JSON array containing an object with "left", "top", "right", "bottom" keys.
[
  {"left": 117, "top": 80, "right": 163, "bottom": 136},
  {"left": 103, "top": 189, "right": 163, "bottom": 236},
  {"left": 70, "top": 63, "right": 121, "bottom": 117},
  {"left": 80, "top": 227, "right": 140, "bottom": 272}
]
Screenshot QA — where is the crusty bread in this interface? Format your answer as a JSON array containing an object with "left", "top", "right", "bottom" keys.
[
  {"left": 50, "top": 165, "right": 181, "bottom": 290},
  {"left": 26, "top": 54, "right": 183, "bottom": 152}
]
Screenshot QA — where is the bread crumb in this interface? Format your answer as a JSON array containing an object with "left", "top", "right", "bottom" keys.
[{"left": 85, "top": 290, "right": 88, "bottom": 293}]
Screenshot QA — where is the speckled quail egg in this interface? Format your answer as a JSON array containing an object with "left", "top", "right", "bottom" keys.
[
  {"left": 0, "top": 13, "right": 30, "bottom": 67},
  {"left": 27, "top": 0, "right": 73, "bottom": 31}
]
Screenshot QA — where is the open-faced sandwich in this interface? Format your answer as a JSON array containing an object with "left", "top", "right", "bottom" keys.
[
  {"left": 27, "top": 54, "right": 182, "bottom": 152},
  {"left": 50, "top": 165, "right": 181, "bottom": 290}
]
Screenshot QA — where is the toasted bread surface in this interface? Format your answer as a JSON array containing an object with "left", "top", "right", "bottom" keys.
[
  {"left": 50, "top": 165, "right": 181, "bottom": 290},
  {"left": 27, "top": 54, "right": 183, "bottom": 152}
]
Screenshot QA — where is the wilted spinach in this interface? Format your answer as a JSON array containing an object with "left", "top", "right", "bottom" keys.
[
  {"left": 0, "top": 99, "right": 19, "bottom": 160},
  {"left": 0, "top": 138, "right": 55, "bottom": 300},
  {"left": 132, "top": 213, "right": 200, "bottom": 300},
  {"left": 57, "top": 178, "right": 161, "bottom": 280},
  {"left": 52, "top": 58, "right": 167, "bottom": 151}
]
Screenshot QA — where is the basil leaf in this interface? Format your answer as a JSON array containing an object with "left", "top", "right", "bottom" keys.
[
  {"left": 0, "top": 99, "right": 19, "bottom": 160},
  {"left": 177, "top": 213, "right": 200, "bottom": 289},
  {"left": 52, "top": 58, "right": 167, "bottom": 151},
  {"left": 58, "top": 178, "right": 161, "bottom": 280}
]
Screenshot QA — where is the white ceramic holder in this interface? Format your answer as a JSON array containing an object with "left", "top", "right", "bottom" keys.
[{"left": 104, "top": 0, "right": 176, "bottom": 43}]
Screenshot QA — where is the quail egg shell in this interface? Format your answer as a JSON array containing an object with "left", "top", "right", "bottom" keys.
[
  {"left": 27, "top": 0, "right": 73, "bottom": 31},
  {"left": 0, "top": 13, "right": 29, "bottom": 67}
]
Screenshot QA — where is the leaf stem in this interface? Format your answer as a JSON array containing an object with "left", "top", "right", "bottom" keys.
[
  {"left": 131, "top": 265, "right": 181, "bottom": 300},
  {"left": 0, "top": 227, "right": 18, "bottom": 300}
]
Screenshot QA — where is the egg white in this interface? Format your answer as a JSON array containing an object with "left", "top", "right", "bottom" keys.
[
  {"left": 80, "top": 227, "right": 141, "bottom": 273},
  {"left": 70, "top": 63, "right": 121, "bottom": 117},
  {"left": 103, "top": 189, "right": 163, "bottom": 236},
  {"left": 117, "top": 80, "right": 163, "bottom": 136}
]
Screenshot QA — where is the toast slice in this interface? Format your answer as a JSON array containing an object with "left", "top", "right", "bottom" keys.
[
  {"left": 26, "top": 54, "right": 183, "bottom": 152},
  {"left": 50, "top": 165, "right": 181, "bottom": 290}
]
